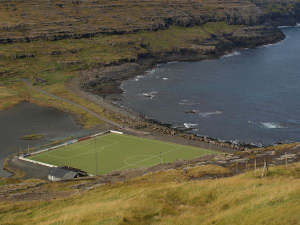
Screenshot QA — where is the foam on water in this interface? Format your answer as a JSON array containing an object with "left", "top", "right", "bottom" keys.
[
  {"left": 146, "top": 69, "right": 156, "bottom": 75},
  {"left": 119, "top": 27, "right": 300, "bottom": 145},
  {"left": 259, "top": 37, "right": 288, "bottom": 48},
  {"left": 184, "top": 123, "right": 198, "bottom": 129},
  {"left": 167, "top": 61, "right": 179, "bottom": 64},
  {"left": 199, "top": 111, "right": 223, "bottom": 117},
  {"left": 179, "top": 99, "right": 201, "bottom": 106},
  {"left": 142, "top": 91, "right": 158, "bottom": 99},
  {"left": 222, "top": 51, "right": 240, "bottom": 58},
  {"left": 278, "top": 23, "right": 300, "bottom": 29},
  {"left": 261, "top": 122, "right": 287, "bottom": 129}
]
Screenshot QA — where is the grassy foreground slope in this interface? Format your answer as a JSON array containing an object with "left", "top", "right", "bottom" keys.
[{"left": 1, "top": 163, "right": 300, "bottom": 225}]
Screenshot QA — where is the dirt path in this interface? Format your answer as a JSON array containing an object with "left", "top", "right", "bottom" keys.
[
  {"left": 8, "top": 155, "right": 49, "bottom": 179},
  {"left": 22, "top": 79, "right": 147, "bottom": 135}
]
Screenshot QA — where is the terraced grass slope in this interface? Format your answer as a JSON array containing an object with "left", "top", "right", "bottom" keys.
[
  {"left": 1, "top": 162, "right": 300, "bottom": 224},
  {"left": 28, "top": 133, "right": 219, "bottom": 175}
]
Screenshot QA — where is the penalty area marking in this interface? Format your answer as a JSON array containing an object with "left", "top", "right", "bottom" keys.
[
  {"left": 124, "top": 155, "right": 163, "bottom": 167},
  {"left": 36, "top": 141, "right": 119, "bottom": 160}
]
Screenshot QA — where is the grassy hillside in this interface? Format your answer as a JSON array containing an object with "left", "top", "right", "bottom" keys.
[
  {"left": 0, "top": 22, "right": 240, "bottom": 128},
  {"left": 1, "top": 0, "right": 297, "bottom": 128},
  {"left": 0, "top": 0, "right": 262, "bottom": 42},
  {"left": 1, "top": 163, "right": 300, "bottom": 225}
]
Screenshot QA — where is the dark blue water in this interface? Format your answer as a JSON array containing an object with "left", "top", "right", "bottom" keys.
[
  {"left": 0, "top": 102, "right": 88, "bottom": 177},
  {"left": 119, "top": 27, "right": 300, "bottom": 146}
]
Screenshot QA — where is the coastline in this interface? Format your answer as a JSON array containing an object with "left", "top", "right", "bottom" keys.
[{"left": 66, "top": 26, "right": 291, "bottom": 151}]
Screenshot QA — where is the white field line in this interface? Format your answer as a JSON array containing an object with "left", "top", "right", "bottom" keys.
[
  {"left": 33, "top": 134, "right": 116, "bottom": 157},
  {"left": 32, "top": 140, "right": 89, "bottom": 156},
  {"left": 116, "top": 146, "right": 183, "bottom": 171},
  {"left": 39, "top": 141, "right": 119, "bottom": 160},
  {"left": 97, "top": 137, "right": 119, "bottom": 144},
  {"left": 119, "top": 133, "right": 219, "bottom": 153},
  {"left": 24, "top": 132, "right": 112, "bottom": 171},
  {"left": 60, "top": 142, "right": 90, "bottom": 152},
  {"left": 123, "top": 155, "right": 163, "bottom": 167},
  {"left": 60, "top": 136, "right": 118, "bottom": 152}
]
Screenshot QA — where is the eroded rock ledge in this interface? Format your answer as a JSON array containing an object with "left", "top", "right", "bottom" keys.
[{"left": 0, "top": 0, "right": 299, "bottom": 43}]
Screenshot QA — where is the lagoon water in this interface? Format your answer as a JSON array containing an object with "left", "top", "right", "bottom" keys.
[
  {"left": 0, "top": 102, "right": 86, "bottom": 177},
  {"left": 119, "top": 27, "right": 300, "bottom": 146}
]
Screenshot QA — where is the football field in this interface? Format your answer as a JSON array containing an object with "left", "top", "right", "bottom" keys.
[{"left": 28, "top": 133, "right": 220, "bottom": 175}]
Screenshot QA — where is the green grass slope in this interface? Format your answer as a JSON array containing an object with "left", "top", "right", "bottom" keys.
[{"left": 1, "top": 163, "right": 300, "bottom": 225}]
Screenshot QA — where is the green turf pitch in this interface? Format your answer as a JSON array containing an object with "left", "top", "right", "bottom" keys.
[{"left": 29, "top": 133, "right": 220, "bottom": 175}]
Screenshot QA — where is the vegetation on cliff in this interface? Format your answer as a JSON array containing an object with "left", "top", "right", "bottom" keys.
[
  {"left": 20, "top": 134, "right": 44, "bottom": 140},
  {"left": 0, "top": 0, "right": 299, "bottom": 127},
  {"left": 0, "top": 23, "right": 245, "bottom": 127}
]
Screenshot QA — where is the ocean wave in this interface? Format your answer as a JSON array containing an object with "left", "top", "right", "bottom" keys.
[
  {"left": 199, "top": 110, "right": 223, "bottom": 117},
  {"left": 179, "top": 100, "right": 201, "bottom": 106},
  {"left": 222, "top": 51, "right": 240, "bottom": 58},
  {"left": 146, "top": 69, "right": 156, "bottom": 75},
  {"left": 184, "top": 123, "right": 198, "bottom": 129},
  {"left": 278, "top": 23, "right": 300, "bottom": 29},
  {"left": 167, "top": 61, "right": 179, "bottom": 64},
  {"left": 133, "top": 75, "right": 145, "bottom": 81},
  {"left": 142, "top": 91, "right": 158, "bottom": 99},
  {"left": 279, "top": 25, "right": 293, "bottom": 29},
  {"left": 230, "top": 140, "right": 240, "bottom": 145},
  {"left": 258, "top": 36, "right": 289, "bottom": 48},
  {"left": 261, "top": 122, "right": 288, "bottom": 129},
  {"left": 163, "top": 78, "right": 168, "bottom": 80}
]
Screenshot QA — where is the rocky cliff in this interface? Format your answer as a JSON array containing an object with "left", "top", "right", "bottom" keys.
[
  {"left": 1, "top": 0, "right": 300, "bottom": 132},
  {"left": 0, "top": 0, "right": 299, "bottom": 44}
]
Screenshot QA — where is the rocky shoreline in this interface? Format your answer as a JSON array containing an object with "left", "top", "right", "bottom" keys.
[{"left": 67, "top": 24, "right": 293, "bottom": 151}]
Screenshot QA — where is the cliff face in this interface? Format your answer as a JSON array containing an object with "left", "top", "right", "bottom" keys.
[
  {"left": 253, "top": 0, "right": 300, "bottom": 26},
  {"left": 0, "top": 0, "right": 299, "bottom": 127},
  {"left": 0, "top": 0, "right": 299, "bottom": 44}
]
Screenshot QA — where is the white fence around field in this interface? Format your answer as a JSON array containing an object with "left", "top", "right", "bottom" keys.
[
  {"left": 19, "top": 156, "right": 57, "bottom": 168},
  {"left": 91, "top": 131, "right": 110, "bottom": 137},
  {"left": 19, "top": 130, "right": 122, "bottom": 168},
  {"left": 110, "top": 130, "right": 123, "bottom": 135}
]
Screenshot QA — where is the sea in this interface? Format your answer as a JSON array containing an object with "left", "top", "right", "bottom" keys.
[{"left": 118, "top": 26, "right": 300, "bottom": 146}]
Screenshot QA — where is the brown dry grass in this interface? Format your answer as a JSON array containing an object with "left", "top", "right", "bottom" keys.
[{"left": 1, "top": 163, "right": 300, "bottom": 224}]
